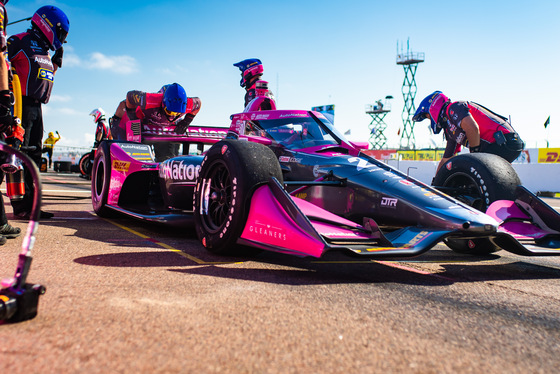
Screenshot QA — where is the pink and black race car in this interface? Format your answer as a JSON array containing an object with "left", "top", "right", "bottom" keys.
[{"left": 91, "top": 109, "right": 560, "bottom": 258}]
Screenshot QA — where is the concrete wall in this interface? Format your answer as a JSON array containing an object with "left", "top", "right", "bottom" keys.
[{"left": 385, "top": 159, "right": 559, "bottom": 194}]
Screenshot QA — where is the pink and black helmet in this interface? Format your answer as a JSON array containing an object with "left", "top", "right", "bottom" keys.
[
  {"left": 233, "top": 58, "right": 264, "bottom": 88},
  {"left": 413, "top": 91, "right": 450, "bottom": 134}
]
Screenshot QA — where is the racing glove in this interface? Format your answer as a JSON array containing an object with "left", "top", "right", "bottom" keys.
[
  {"left": 174, "top": 116, "right": 192, "bottom": 134},
  {"left": 469, "top": 145, "right": 481, "bottom": 153},
  {"left": 175, "top": 98, "right": 202, "bottom": 134},
  {"left": 0, "top": 90, "right": 13, "bottom": 133},
  {"left": 52, "top": 47, "right": 63, "bottom": 69},
  {"left": 5, "top": 119, "right": 24, "bottom": 149}
]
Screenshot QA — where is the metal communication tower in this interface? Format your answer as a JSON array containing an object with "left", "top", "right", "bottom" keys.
[
  {"left": 365, "top": 96, "right": 393, "bottom": 149},
  {"left": 396, "top": 40, "right": 424, "bottom": 149}
]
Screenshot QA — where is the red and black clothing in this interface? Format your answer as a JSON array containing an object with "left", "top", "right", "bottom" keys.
[
  {"left": 8, "top": 29, "right": 56, "bottom": 215},
  {"left": 121, "top": 90, "right": 200, "bottom": 162},
  {"left": 440, "top": 101, "right": 524, "bottom": 162}
]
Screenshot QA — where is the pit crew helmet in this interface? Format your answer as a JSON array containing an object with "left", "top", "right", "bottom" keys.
[
  {"left": 89, "top": 108, "right": 106, "bottom": 123},
  {"left": 412, "top": 91, "right": 450, "bottom": 134},
  {"left": 31, "top": 5, "right": 70, "bottom": 51},
  {"left": 233, "top": 58, "right": 264, "bottom": 88},
  {"left": 162, "top": 83, "right": 188, "bottom": 120}
]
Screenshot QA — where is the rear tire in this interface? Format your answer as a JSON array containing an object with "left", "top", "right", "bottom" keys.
[
  {"left": 194, "top": 139, "right": 283, "bottom": 255},
  {"left": 79, "top": 151, "right": 93, "bottom": 179}
]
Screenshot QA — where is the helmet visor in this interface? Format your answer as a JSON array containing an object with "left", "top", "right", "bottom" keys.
[{"left": 164, "top": 107, "right": 183, "bottom": 121}]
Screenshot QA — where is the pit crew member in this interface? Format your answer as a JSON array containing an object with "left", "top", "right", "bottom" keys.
[{"left": 413, "top": 91, "right": 524, "bottom": 172}]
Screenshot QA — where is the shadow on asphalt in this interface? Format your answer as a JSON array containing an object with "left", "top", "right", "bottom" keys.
[
  {"left": 33, "top": 208, "right": 560, "bottom": 287},
  {"left": 73, "top": 247, "right": 560, "bottom": 287}
]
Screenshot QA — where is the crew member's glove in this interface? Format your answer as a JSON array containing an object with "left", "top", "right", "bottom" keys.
[
  {"left": 469, "top": 145, "right": 481, "bottom": 153},
  {"left": 174, "top": 117, "right": 191, "bottom": 134},
  {"left": 5, "top": 119, "right": 24, "bottom": 149},
  {"left": 52, "top": 47, "right": 64, "bottom": 68},
  {"left": 0, "top": 90, "right": 13, "bottom": 133},
  {"left": 175, "top": 98, "right": 202, "bottom": 134}
]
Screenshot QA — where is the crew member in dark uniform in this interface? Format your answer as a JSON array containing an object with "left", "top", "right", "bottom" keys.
[
  {"left": 8, "top": 5, "right": 69, "bottom": 219},
  {"left": 0, "top": 0, "right": 22, "bottom": 242}
]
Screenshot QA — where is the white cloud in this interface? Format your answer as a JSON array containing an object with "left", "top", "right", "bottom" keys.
[
  {"left": 64, "top": 52, "right": 139, "bottom": 74},
  {"left": 50, "top": 95, "right": 73, "bottom": 103},
  {"left": 87, "top": 52, "right": 138, "bottom": 74}
]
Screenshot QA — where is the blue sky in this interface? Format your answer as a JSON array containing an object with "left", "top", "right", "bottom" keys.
[{"left": 6, "top": 0, "right": 560, "bottom": 150}]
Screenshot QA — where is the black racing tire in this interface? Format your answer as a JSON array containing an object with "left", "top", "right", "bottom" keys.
[
  {"left": 194, "top": 139, "right": 283, "bottom": 256},
  {"left": 433, "top": 153, "right": 520, "bottom": 212},
  {"left": 79, "top": 151, "right": 93, "bottom": 178},
  {"left": 443, "top": 237, "right": 499, "bottom": 255},
  {"left": 91, "top": 141, "right": 115, "bottom": 217},
  {"left": 433, "top": 153, "right": 520, "bottom": 255}
]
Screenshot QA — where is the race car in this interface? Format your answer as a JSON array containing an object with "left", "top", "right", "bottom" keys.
[{"left": 91, "top": 110, "right": 560, "bottom": 259}]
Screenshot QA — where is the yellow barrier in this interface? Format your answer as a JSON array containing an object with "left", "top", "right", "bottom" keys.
[{"left": 538, "top": 148, "right": 560, "bottom": 163}]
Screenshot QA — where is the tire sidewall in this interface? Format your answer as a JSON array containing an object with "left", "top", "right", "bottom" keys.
[
  {"left": 194, "top": 139, "right": 282, "bottom": 254},
  {"left": 91, "top": 141, "right": 112, "bottom": 216},
  {"left": 433, "top": 153, "right": 520, "bottom": 211}
]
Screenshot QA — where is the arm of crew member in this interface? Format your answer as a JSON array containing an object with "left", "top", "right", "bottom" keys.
[
  {"left": 460, "top": 114, "right": 480, "bottom": 148},
  {"left": 0, "top": 53, "right": 8, "bottom": 92},
  {"left": 114, "top": 100, "right": 128, "bottom": 118},
  {"left": 436, "top": 140, "right": 457, "bottom": 173}
]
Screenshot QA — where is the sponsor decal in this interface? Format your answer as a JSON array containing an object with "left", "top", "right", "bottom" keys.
[
  {"left": 403, "top": 231, "right": 430, "bottom": 248},
  {"left": 538, "top": 148, "right": 560, "bottom": 163},
  {"left": 159, "top": 160, "right": 200, "bottom": 181},
  {"left": 312, "top": 164, "right": 328, "bottom": 178},
  {"left": 34, "top": 56, "right": 54, "bottom": 68},
  {"left": 37, "top": 68, "right": 54, "bottom": 82},
  {"left": 112, "top": 160, "right": 130, "bottom": 172},
  {"left": 446, "top": 162, "right": 452, "bottom": 170},
  {"left": 218, "top": 177, "right": 237, "bottom": 239},
  {"left": 380, "top": 197, "right": 398, "bottom": 208},
  {"left": 279, "top": 112, "right": 308, "bottom": 118},
  {"left": 250, "top": 113, "right": 270, "bottom": 120},
  {"left": 279, "top": 156, "right": 302, "bottom": 163},
  {"left": 221, "top": 145, "right": 228, "bottom": 155},
  {"left": 322, "top": 232, "right": 361, "bottom": 238},
  {"left": 399, "top": 179, "right": 414, "bottom": 187},
  {"left": 249, "top": 221, "right": 287, "bottom": 241},
  {"left": 187, "top": 128, "right": 228, "bottom": 139},
  {"left": 347, "top": 157, "right": 381, "bottom": 172}
]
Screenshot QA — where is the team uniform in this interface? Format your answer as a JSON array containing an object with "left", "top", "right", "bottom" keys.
[
  {"left": 8, "top": 30, "right": 55, "bottom": 162},
  {"left": 119, "top": 90, "right": 200, "bottom": 162},
  {"left": 440, "top": 101, "right": 524, "bottom": 162}
]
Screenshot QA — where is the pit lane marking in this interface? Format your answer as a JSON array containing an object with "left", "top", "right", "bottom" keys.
[
  {"left": 96, "top": 214, "right": 239, "bottom": 265},
  {"left": 91, "top": 213, "right": 488, "bottom": 277}
]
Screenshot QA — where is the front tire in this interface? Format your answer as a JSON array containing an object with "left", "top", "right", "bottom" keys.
[
  {"left": 91, "top": 141, "right": 114, "bottom": 217},
  {"left": 433, "top": 153, "right": 520, "bottom": 255},
  {"left": 433, "top": 153, "right": 520, "bottom": 212},
  {"left": 194, "top": 139, "right": 283, "bottom": 255}
]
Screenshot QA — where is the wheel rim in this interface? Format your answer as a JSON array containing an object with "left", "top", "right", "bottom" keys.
[
  {"left": 200, "top": 161, "right": 233, "bottom": 233},
  {"left": 443, "top": 172, "right": 486, "bottom": 211}
]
